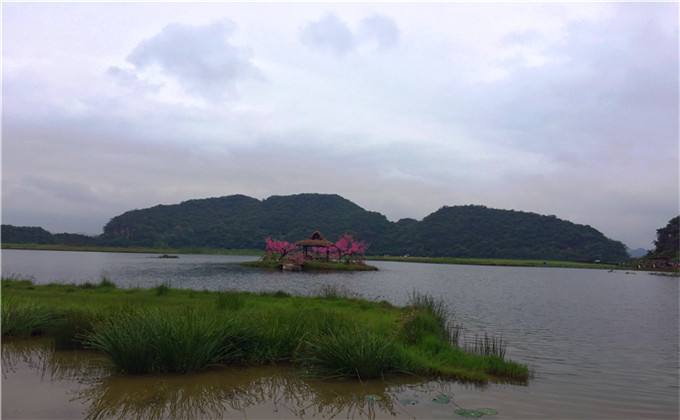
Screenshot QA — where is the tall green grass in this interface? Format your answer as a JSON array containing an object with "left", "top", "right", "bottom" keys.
[
  {"left": 2, "top": 278, "right": 530, "bottom": 383},
  {"left": 465, "top": 332, "right": 507, "bottom": 359},
  {"left": 404, "top": 290, "right": 461, "bottom": 346},
  {"left": 215, "top": 291, "right": 245, "bottom": 311},
  {"left": 1, "top": 300, "right": 59, "bottom": 338},
  {"left": 49, "top": 309, "right": 98, "bottom": 350},
  {"left": 298, "top": 325, "right": 404, "bottom": 380},
  {"left": 153, "top": 281, "right": 172, "bottom": 296},
  {"left": 80, "top": 308, "right": 245, "bottom": 374}
]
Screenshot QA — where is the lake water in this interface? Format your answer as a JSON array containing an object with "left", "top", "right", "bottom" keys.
[{"left": 2, "top": 249, "right": 678, "bottom": 419}]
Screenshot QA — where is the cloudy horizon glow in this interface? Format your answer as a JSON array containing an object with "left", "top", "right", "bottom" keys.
[{"left": 2, "top": 2, "right": 678, "bottom": 250}]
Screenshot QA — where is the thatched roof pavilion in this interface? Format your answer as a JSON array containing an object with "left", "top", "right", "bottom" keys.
[{"left": 295, "top": 231, "right": 334, "bottom": 260}]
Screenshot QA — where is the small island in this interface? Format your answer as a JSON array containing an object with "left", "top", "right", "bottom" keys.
[{"left": 242, "top": 231, "right": 378, "bottom": 271}]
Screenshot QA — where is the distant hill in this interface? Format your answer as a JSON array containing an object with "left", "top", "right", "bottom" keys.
[
  {"left": 2, "top": 193, "right": 630, "bottom": 262},
  {"left": 100, "top": 194, "right": 394, "bottom": 251},
  {"left": 1, "top": 225, "right": 98, "bottom": 247},
  {"left": 627, "top": 248, "right": 648, "bottom": 258}
]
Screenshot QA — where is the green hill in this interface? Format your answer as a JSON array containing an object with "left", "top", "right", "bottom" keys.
[
  {"left": 3, "top": 193, "right": 630, "bottom": 262},
  {"left": 409, "top": 205, "right": 627, "bottom": 261}
]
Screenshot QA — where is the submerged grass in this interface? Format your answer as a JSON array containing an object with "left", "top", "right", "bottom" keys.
[{"left": 1, "top": 277, "right": 531, "bottom": 383}]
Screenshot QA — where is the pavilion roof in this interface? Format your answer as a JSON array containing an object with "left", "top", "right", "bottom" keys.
[{"left": 295, "top": 231, "right": 334, "bottom": 247}]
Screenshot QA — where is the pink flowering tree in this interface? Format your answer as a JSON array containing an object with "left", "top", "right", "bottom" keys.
[
  {"left": 310, "top": 246, "right": 332, "bottom": 260},
  {"left": 331, "top": 234, "right": 370, "bottom": 264},
  {"left": 264, "top": 237, "right": 298, "bottom": 262},
  {"left": 287, "top": 251, "right": 305, "bottom": 265}
]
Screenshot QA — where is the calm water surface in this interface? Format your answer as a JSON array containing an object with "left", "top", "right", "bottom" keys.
[{"left": 2, "top": 249, "right": 678, "bottom": 419}]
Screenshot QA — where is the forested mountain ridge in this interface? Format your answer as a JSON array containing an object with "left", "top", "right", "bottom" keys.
[
  {"left": 4, "top": 193, "right": 630, "bottom": 262},
  {"left": 99, "top": 193, "right": 627, "bottom": 261},
  {"left": 101, "top": 194, "right": 395, "bottom": 251}
]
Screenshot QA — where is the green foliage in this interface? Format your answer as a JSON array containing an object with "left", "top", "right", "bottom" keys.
[
  {"left": 298, "top": 325, "right": 404, "bottom": 380},
  {"left": 652, "top": 216, "right": 679, "bottom": 260},
  {"left": 49, "top": 309, "right": 98, "bottom": 350},
  {"left": 215, "top": 291, "right": 245, "bottom": 311},
  {"left": 153, "top": 282, "right": 172, "bottom": 296},
  {"left": 81, "top": 308, "right": 244, "bottom": 374},
  {"left": 97, "top": 276, "right": 117, "bottom": 289},
  {"left": 2, "top": 193, "right": 629, "bottom": 262},
  {"left": 1, "top": 300, "right": 59, "bottom": 338},
  {"left": 1, "top": 225, "right": 98, "bottom": 246},
  {"left": 412, "top": 205, "right": 628, "bottom": 262},
  {"left": 465, "top": 332, "right": 507, "bottom": 359},
  {"left": 1, "top": 225, "right": 55, "bottom": 244},
  {"left": 2, "top": 279, "right": 530, "bottom": 383},
  {"left": 314, "top": 283, "right": 362, "bottom": 300}
]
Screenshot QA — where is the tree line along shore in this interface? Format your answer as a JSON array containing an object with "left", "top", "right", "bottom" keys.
[{"left": 1, "top": 242, "right": 624, "bottom": 270}]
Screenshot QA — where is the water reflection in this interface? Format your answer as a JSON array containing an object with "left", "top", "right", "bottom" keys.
[
  {"left": 2, "top": 338, "right": 111, "bottom": 383},
  {"left": 2, "top": 339, "right": 484, "bottom": 420}
]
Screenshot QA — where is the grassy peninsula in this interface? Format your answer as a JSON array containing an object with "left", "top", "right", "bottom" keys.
[{"left": 2, "top": 277, "right": 530, "bottom": 384}]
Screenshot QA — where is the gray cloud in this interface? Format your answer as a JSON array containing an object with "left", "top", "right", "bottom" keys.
[
  {"left": 106, "top": 66, "right": 161, "bottom": 93},
  {"left": 21, "top": 176, "right": 100, "bottom": 204},
  {"left": 300, "top": 13, "right": 399, "bottom": 57},
  {"left": 299, "top": 13, "right": 355, "bottom": 57},
  {"left": 125, "top": 19, "right": 260, "bottom": 101},
  {"left": 358, "top": 14, "right": 400, "bottom": 50}
]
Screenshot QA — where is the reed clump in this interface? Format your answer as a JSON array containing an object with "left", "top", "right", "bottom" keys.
[
  {"left": 298, "top": 325, "right": 404, "bottom": 380},
  {"left": 80, "top": 308, "right": 246, "bottom": 374},
  {"left": 1, "top": 300, "right": 59, "bottom": 338}
]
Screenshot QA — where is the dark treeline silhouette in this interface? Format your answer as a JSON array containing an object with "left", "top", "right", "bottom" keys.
[{"left": 2, "top": 193, "right": 630, "bottom": 262}]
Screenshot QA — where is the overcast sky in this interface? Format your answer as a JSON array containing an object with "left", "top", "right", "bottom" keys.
[{"left": 2, "top": 2, "right": 678, "bottom": 250}]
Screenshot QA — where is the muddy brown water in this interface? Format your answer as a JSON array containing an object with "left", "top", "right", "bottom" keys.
[
  {"left": 3, "top": 339, "right": 526, "bottom": 419},
  {"left": 2, "top": 250, "right": 679, "bottom": 418}
]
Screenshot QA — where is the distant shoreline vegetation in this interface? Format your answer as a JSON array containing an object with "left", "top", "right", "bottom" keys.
[
  {"left": 0, "top": 194, "right": 634, "bottom": 262},
  {"left": 2, "top": 243, "right": 625, "bottom": 270},
  {"left": 0, "top": 243, "right": 262, "bottom": 255}
]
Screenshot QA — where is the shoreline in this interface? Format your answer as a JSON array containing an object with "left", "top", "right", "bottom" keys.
[{"left": 2, "top": 243, "right": 634, "bottom": 270}]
